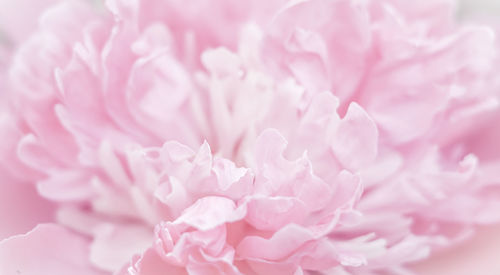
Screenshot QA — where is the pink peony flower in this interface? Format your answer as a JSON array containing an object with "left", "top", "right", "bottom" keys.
[{"left": 1, "top": 0, "right": 500, "bottom": 274}]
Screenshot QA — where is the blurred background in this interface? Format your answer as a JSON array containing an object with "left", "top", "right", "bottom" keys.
[
  {"left": 413, "top": 1, "right": 500, "bottom": 274},
  {"left": 460, "top": 0, "right": 500, "bottom": 17},
  {"left": 1, "top": 0, "right": 500, "bottom": 274}
]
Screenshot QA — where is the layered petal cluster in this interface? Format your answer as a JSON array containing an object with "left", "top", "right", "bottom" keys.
[{"left": 1, "top": 0, "right": 500, "bottom": 274}]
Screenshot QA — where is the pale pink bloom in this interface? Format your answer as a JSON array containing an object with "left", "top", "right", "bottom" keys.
[{"left": 1, "top": 0, "right": 500, "bottom": 274}]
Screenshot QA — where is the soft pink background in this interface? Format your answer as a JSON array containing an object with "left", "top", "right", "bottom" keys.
[
  {"left": 411, "top": 224, "right": 500, "bottom": 274},
  {"left": 413, "top": 1, "right": 500, "bottom": 273},
  {"left": 1, "top": 0, "right": 500, "bottom": 274},
  {"left": 0, "top": 0, "right": 58, "bottom": 43}
]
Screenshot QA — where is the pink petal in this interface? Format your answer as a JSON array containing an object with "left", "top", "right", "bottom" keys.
[
  {"left": 174, "top": 196, "right": 246, "bottom": 231},
  {"left": 0, "top": 224, "right": 104, "bottom": 275},
  {"left": 0, "top": 179, "right": 54, "bottom": 240},
  {"left": 331, "top": 103, "right": 378, "bottom": 170}
]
